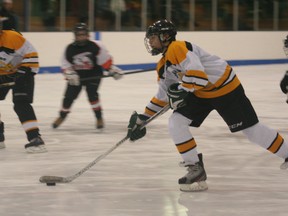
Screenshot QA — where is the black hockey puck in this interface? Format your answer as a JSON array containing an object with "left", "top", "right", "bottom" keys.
[{"left": 46, "top": 182, "right": 56, "bottom": 186}]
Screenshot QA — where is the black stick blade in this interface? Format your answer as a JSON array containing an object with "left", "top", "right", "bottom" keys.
[{"left": 39, "top": 176, "right": 65, "bottom": 183}]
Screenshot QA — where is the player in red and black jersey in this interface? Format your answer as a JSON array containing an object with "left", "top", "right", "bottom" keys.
[{"left": 52, "top": 23, "right": 123, "bottom": 130}]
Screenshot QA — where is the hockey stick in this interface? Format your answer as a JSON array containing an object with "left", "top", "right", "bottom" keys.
[
  {"left": 118, "top": 68, "right": 155, "bottom": 76},
  {"left": 286, "top": 87, "right": 288, "bottom": 104},
  {"left": 39, "top": 104, "right": 170, "bottom": 184},
  {"left": 79, "top": 68, "right": 155, "bottom": 82},
  {"left": 0, "top": 82, "right": 15, "bottom": 88}
]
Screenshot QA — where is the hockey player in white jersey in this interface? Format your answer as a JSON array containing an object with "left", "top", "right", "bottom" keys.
[
  {"left": 126, "top": 19, "right": 288, "bottom": 192},
  {"left": 0, "top": 23, "right": 47, "bottom": 153},
  {"left": 0, "top": 18, "right": 47, "bottom": 153}
]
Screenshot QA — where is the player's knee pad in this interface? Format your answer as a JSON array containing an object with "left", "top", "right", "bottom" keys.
[
  {"left": 13, "top": 102, "right": 34, "bottom": 118},
  {"left": 242, "top": 122, "right": 277, "bottom": 148},
  {"left": 87, "top": 91, "right": 99, "bottom": 102},
  {"left": 63, "top": 97, "right": 75, "bottom": 107},
  {"left": 168, "top": 112, "right": 192, "bottom": 138}
]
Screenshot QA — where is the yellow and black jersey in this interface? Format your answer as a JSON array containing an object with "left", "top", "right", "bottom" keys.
[
  {"left": 143, "top": 40, "right": 241, "bottom": 117},
  {"left": 0, "top": 30, "right": 39, "bottom": 75}
]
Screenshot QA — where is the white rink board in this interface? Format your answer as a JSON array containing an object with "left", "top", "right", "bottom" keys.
[{"left": 22, "top": 31, "right": 288, "bottom": 67}]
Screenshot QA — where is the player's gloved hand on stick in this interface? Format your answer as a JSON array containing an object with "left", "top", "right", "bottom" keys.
[
  {"left": 167, "top": 83, "right": 188, "bottom": 110},
  {"left": 108, "top": 65, "right": 123, "bottom": 80},
  {"left": 280, "top": 71, "right": 288, "bottom": 94},
  {"left": 283, "top": 35, "right": 288, "bottom": 56},
  {"left": 284, "top": 35, "right": 288, "bottom": 48},
  {"left": 64, "top": 69, "right": 80, "bottom": 86},
  {"left": 127, "top": 111, "right": 148, "bottom": 141}
]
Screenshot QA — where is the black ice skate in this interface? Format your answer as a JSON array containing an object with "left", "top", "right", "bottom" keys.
[
  {"left": 25, "top": 136, "right": 47, "bottom": 153},
  {"left": 178, "top": 153, "right": 208, "bottom": 192},
  {"left": 52, "top": 116, "right": 66, "bottom": 128},
  {"left": 52, "top": 111, "right": 68, "bottom": 129},
  {"left": 96, "top": 118, "right": 104, "bottom": 130}
]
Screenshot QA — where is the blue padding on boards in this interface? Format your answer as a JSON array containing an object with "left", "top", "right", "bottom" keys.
[{"left": 38, "top": 59, "right": 288, "bottom": 74}]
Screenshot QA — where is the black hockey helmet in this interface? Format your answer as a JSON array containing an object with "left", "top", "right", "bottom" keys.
[
  {"left": 145, "top": 19, "right": 177, "bottom": 55},
  {"left": 73, "top": 22, "right": 89, "bottom": 35},
  {"left": 0, "top": 17, "right": 8, "bottom": 32},
  {"left": 146, "top": 19, "right": 177, "bottom": 41},
  {"left": 73, "top": 23, "right": 89, "bottom": 46}
]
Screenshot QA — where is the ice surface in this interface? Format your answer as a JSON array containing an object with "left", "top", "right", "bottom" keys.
[{"left": 0, "top": 64, "right": 288, "bottom": 216}]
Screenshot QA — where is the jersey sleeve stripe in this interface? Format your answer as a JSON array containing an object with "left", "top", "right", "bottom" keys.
[
  {"left": 151, "top": 97, "right": 168, "bottom": 107},
  {"left": 144, "top": 97, "right": 168, "bottom": 116},
  {"left": 101, "top": 58, "right": 112, "bottom": 70},
  {"left": 181, "top": 70, "right": 208, "bottom": 91}
]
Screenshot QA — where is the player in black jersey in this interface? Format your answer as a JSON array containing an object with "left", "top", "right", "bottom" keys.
[{"left": 52, "top": 23, "right": 123, "bottom": 130}]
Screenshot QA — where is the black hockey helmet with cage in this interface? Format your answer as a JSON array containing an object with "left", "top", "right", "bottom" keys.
[
  {"left": 145, "top": 19, "right": 177, "bottom": 55},
  {"left": 73, "top": 23, "right": 89, "bottom": 46}
]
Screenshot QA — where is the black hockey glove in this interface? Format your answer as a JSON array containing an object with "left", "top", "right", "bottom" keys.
[
  {"left": 283, "top": 35, "right": 288, "bottom": 56},
  {"left": 280, "top": 71, "right": 288, "bottom": 94},
  {"left": 284, "top": 35, "right": 288, "bottom": 48},
  {"left": 167, "top": 83, "right": 189, "bottom": 110},
  {"left": 127, "top": 111, "right": 148, "bottom": 141}
]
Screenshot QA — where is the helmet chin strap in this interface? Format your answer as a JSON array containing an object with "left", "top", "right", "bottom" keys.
[{"left": 159, "top": 34, "right": 171, "bottom": 53}]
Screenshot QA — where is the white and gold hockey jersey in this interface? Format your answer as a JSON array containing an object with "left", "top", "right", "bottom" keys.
[
  {"left": 144, "top": 40, "right": 241, "bottom": 117},
  {"left": 0, "top": 30, "right": 39, "bottom": 76}
]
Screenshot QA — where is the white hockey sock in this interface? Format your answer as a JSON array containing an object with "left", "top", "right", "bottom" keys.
[
  {"left": 242, "top": 122, "right": 288, "bottom": 159},
  {"left": 169, "top": 112, "right": 199, "bottom": 165}
]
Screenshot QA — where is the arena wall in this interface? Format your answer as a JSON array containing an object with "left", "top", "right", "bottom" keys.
[{"left": 22, "top": 31, "right": 288, "bottom": 73}]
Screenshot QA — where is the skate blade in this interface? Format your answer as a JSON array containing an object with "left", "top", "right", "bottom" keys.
[
  {"left": 179, "top": 181, "right": 208, "bottom": 192},
  {"left": 280, "top": 162, "right": 288, "bottom": 170},
  {"left": 26, "top": 145, "right": 48, "bottom": 153},
  {"left": 96, "top": 127, "right": 104, "bottom": 133},
  {"left": 0, "top": 142, "right": 6, "bottom": 149}
]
